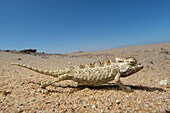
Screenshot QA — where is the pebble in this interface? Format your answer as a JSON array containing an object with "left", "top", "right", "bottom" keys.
[
  {"left": 159, "top": 80, "right": 169, "bottom": 87},
  {"left": 62, "top": 109, "right": 68, "bottom": 113},
  {"left": 20, "top": 82, "right": 25, "bottom": 85},
  {"left": 105, "top": 107, "right": 109, "bottom": 110},
  {"left": 91, "top": 105, "right": 96, "bottom": 109},
  {"left": 56, "top": 102, "right": 60, "bottom": 106},
  {"left": 116, "top": 100, "right": 120, "bottom": 104},
  {"left": 109, "top": 102, "right": 113, "bottom": 106},
  {"left": 50, "top": 109, "right": 56, "bottom": 112},
  {"left": 160, "top": 48, "right": 165, "bottom": 50},
  {"left": 17, "top": 58, "right": 22, "bottom": 60},
  {"left": 148, "top": 61, "right": 153, "bottom": 64},
  {"left": 145, "top": 104, "right": 149, "bottom": 107},
  {"left": 83, "top": 105, "right": 86, "bottom": 108},
  {"left": 42, "top": 56, "right": 48, "bottom": 59},
  {"left": 20, "top": 104, "right": 24, "bottom": 106},
  {"left": 160, "top": 51, "right": 169, "bottom": 54},
  {"left": 45, "top": 101, "right": 53, "bottom": 104},
  {"left": 3, "top": 90, "right": 11, "bottom": 96},
  {"left": 68, "top": 62, "right": 72, "bottom": 65}
]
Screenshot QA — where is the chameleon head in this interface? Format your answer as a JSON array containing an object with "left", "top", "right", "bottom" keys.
[{"left": 115, "top": 57, "right": 143, "bottom": 77}]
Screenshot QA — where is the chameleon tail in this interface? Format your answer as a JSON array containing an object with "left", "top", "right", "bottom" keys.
[{"left": 11, "top": 63, "right": 62, "bottom": 77}]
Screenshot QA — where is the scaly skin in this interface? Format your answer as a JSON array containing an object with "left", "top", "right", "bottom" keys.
[{"left": 11, "top": 57, "right": 143, "bottom": 93}]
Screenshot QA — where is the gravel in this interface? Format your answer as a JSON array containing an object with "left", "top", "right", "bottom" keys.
[{"left": 0, "top": 43, "right": 169, "bottom": 112}]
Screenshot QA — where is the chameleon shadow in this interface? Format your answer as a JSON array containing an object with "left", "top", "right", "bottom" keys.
[
  {"left": 29, "top": 81, "right": 166, "bottom": 93},
  {"left": 51, "top": 83, "right": 166, "bottom": 93}
]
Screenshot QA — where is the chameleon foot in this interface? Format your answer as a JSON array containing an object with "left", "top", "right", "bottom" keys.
[
  {"left": 124, "top": 86, "right": 132, "bottom": 93},
  {"left": 40, "top": 88, "right": 49, "bottom": 94}
]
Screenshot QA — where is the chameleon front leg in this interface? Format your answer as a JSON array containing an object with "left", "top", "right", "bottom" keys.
[
  {"left": 40, "top": 74, "right": 68, "bottom": 94},
  {"left": 114, "top": 72, "right": 132, "bottom": 93}
]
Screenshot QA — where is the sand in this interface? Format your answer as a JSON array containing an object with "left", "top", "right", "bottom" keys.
[{"left": 0, "top": 42, "right": 169, "bottom": 112}]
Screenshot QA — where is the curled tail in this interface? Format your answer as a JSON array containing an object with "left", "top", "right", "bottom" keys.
[{"left": 11, "top": 63, "right": 62, "bottom": 77}]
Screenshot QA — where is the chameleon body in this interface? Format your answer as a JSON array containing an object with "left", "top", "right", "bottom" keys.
[{"left": 11, "top": 57, "right": 143, "bottom": 93}]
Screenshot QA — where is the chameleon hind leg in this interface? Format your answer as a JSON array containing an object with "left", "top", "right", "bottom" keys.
[
  {"left": 114, "top": 73, "right": 132, "bottom": 93},
  {"left": 40, "top": 74, "right": 69, "bottom": 94}
]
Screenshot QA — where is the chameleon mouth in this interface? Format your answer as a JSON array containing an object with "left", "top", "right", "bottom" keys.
[
  {"left": 120, "top": 62, "right": 143, "bottom": 77},
  {"left": 140, "top": 65, "right": 144, "bottom": 69},
  {"left": 137, "top": 62, "right": 144, "bottom": 70}
]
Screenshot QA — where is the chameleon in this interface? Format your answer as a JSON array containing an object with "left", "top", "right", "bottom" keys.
[{"left": 11, "top": 57, "right": 143, "bottom": 93}]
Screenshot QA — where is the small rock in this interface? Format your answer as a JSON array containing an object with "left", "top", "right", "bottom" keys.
[
  {"left": 50, "top": 109, "right": 56, "bottom": 112},
  {"left": 20, "top": 103, "right": 24, "bottom": 106},
  {"left": 31, "top": 98, "right": 36, "bottom": 102},
  {"left": 68, "top": 62, "right": 71, "bottom": 65},
  {"left": 144, "top": 50, "right": 149, "bottom": 52},
  {"left": 160, "top": 48, "right": 166, "bottom": 50},
  {"left": 42, "top": 56, "right": 48, "bottom": 59},
  {"left": 105, "top": 107, "right": 109, "bottom": 110},
  {"left": 91, "top": 105, "right": 96, "bottom": 109},
  {"left": 20, "top": 82, "right": 25, "bottom": 85},
  {"left": 29, "top": 91, "right": 34, "bottom": 96},
  {"left": 17, "top": 58, "right": 22, "bottom": 60},
  {"left": 116, "top": 100, "right": 120, "bottom": 104},
  {"left": 45, "top": 101, "right": 53, "bottom": 104},
  {"left": 145, "top": 104, "right": 149, "bottom": 107},
  {"left": 148, "top": 61, "right": 153, "bottom": 64},
  {"left": 72, "top": 108, "right": 75, "bottom": 111},
  {"left": 3, "top": 90, "right": 11, "bottom": 96},
  {"left": 62, "top": 109, "right": 67, "bottom": 113},
  {"left": 159, "top": 80, "right": 170, "bottom": 87},
  {"left": 56, "top": 102, "right": 60, "bottom": 106},
  {"left": 160, "top": 51, "right": 169, "bottom": 55},
  {"left": 109, "top": 102, "right": 113, "bottom": 106},
  {"left": 19, "top": 49, "right": 37, "bottom": 54},
  {"left": 17, "top": 109, "right": 24, "bottom": 113},
  {"left": 4, "top": 50, "right": 10, "bottom": 52}
]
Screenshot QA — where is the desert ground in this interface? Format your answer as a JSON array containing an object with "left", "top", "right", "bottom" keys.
[{"left": 0, "top": 42, "right": 169, "bottom": 113}]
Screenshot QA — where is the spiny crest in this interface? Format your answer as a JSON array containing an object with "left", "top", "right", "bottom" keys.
[
  {"left": 77, "top": 60, "right": 114, "bottom": 69},
  {"left": 79, "top": 64, "right": 86, "bottom": 69},
  {"left": 106, "top": 60, "right": 113, "bottom": 65},
  {"left": 95, "top": 60, "right": 113, "bottom": 67}
]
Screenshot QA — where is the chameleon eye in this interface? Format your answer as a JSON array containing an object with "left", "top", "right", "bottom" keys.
[
  {"left": 130, "top": 61, "right": 134, "bottom": 63},
  {"left": 129, "top": 61, "right": 136, "bottom": 65}
]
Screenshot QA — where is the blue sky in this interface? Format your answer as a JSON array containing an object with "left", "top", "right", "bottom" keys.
[{"left": 0, "top": 0, "right": 170, "bottom": 53}]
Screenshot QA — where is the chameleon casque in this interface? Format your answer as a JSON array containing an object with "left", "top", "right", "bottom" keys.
[{"left": 11, "top": 57, "right": 143, "bottom": 93}]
